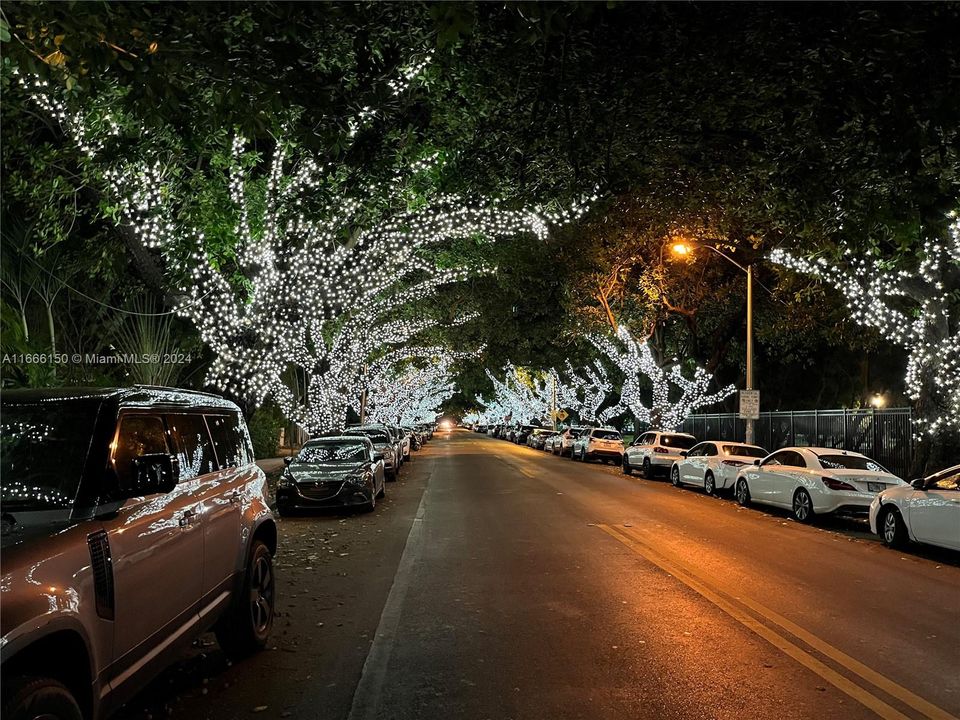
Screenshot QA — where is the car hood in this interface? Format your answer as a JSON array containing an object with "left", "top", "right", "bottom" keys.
[{"left": 288, "top": 463, "right": 365, "bottom": 483}]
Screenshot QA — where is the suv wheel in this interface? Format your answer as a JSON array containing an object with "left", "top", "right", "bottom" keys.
[
  {"left": 215, "top": 539, "right": 275, "bottom": 658},
  {"left": 3, "top": 676, "right": 82, "bottom": 720},
  {"left": 641, "top": 458, "right": 651, "bottom": 479},
  {"left": 622, "top": 456, "right": 633, "bottom": 475}
]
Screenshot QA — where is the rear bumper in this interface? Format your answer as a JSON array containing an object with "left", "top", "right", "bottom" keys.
[
  {"left": 814, "top": 493, "right": 875, "bottom": 515},
  {"left": 587, "top": 448, "right": 623, "bottom": 459}
]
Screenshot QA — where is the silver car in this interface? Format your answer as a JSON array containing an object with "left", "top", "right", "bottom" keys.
[{"left": 1, "top": 387, "right": 277, "bottom": 720}]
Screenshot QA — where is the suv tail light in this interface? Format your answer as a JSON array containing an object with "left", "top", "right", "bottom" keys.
[
  {"left": 654, "top": 447, "right": 669, "bottom": 454},
  {"left": 821, "top": 476, "right": 857, "bottom": 491}
]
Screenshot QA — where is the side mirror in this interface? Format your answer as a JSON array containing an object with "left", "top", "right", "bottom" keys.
[
  {"left": 284, "top": 456, "right": 293, "bottom": 466},
  {"left": 910, "top": 478, "right": 925, "bottom": 490},
  {"left": 126, "top": 453, "right": 178, "bottom": 496},
  {"left": 679, "top": 450, "right": 688, "bottom": 457},
  {"left": 752, "top": 459, "right": 761, "bottom": 466}
]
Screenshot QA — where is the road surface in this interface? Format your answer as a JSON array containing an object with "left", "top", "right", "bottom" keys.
[{"left": 118, "top": 429, "right": 960, "bottom": 720}]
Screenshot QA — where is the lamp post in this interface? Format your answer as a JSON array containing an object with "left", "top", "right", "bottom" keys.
[{"left": 671, "top": 241, "right": 756, "bottom": 444}]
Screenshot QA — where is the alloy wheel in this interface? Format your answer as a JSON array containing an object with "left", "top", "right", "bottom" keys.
[
  {"left": 671, "top": 467, "right": 680, "bottom": 487},
  {"left": 705, "top": 474, "right": 715, "bottom": 496},
  {"left": 793, "top": 490, "right": 813, "bottom": 523},
  {"left": 736, "top": 479, "right": 750, "bottom": 506},
  {"left": 250, "top": 553, "right": 275, "bottom": 634},
  {"left": 883, "top": 512, "right": 898, "bottom": 544}
]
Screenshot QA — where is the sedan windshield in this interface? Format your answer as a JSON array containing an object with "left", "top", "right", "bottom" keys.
[
  {"left": 1, "top": 403, "right": 99, "bottom": 511},
  {"left": 661, "top": 434, "right": 697, "bottom": 449},
  {"left": 818, "top": 454, "right": 888, "bottom": 473},
  {"left": 295, "top": 442, "right": 368, "bottom": 464}
]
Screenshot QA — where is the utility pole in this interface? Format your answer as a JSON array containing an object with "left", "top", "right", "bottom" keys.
[
  {"left": 745, "top": 264, "right": 755, "bottom": 445},
  {"left": 552, "top": 373, "right": 558, "bottom": 431},
  {"left": 359, "top": 363, "right": 368, "bottom": 424}
]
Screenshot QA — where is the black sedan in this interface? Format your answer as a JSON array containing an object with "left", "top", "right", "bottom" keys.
[{"left": 276, "top": 436, "right": 386, "bottom": 515}]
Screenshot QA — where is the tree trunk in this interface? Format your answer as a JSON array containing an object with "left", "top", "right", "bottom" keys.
[{"left": 46, "top": 301, "right": 56, "bottom": 380}]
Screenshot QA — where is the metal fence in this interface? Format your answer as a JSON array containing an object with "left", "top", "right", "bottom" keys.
[{"left": 680, "top": 408, "right": 914, "bottom": 479}]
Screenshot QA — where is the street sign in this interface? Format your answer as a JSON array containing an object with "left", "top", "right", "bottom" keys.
[
  {"left": 550, "top": 409, "right": 569, "bottom": 421},
  {"left": 739, "top": 389, "right": 760, "bottom": 420}
]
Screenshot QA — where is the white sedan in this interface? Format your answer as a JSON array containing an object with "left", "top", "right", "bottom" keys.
[
  {"left": 869, "top": 464, "right": 960, "bottom": 551},
  {"left": 734, "top": 447, "right": 905, "bottom": 523},
  {"left": 670, "top": 441, "right": 767, "bottom": 495}
]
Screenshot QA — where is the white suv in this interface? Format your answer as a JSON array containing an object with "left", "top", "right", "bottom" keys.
[
  {"left": 571, "top": 428, "right": 624, "bottom": 464},
  {"left": 623, "top": 431, "right": 697, "bottom": 478}
]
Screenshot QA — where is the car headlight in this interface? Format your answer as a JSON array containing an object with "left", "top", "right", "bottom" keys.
[
  {"left": 277, "top": 471, "right": 294, "bottom": 489},
  {"left": 348, "top": 472, "right": 373, "bottom": 486}
]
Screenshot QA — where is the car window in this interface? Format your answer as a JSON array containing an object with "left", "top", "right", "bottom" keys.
[
  {"left": 702, "top": 443, "right": 718, "bottom": 457},
  {"left": 686, "top": 443, "right": 704, "bottom": 457},
  {"left": 929, "top": 469, "right": 960, "bottom": 491},
  {"left": 206, "top": 414, "right": 250, "bottom": 469},
  {"left": 762, "top": 451, "right": 788, "bottom": 467},
  {"left": 112, "top": 414, "right": 170, "bottom": 491},
  {"left": 296, "top": 441, "right": 370, "bottom": 463},
  {"left": 817, "top": 454, "right": 888, "bottom": 473},
  {"left": 783, "top": 451, "right": 806, "bottom": 468},
  {"left": 661, "top": 434, "right": 697, "bottom": 449},
  {"left": 592, "top": 430, "right": 621, "bottom": 440},
  {"left": 0, "top": 402, "right": 98, "bottom": 511},
  {"left": 167, "top": 413, "right": 218, "bottom": 481},
  {"left": 723, "top": 444, "right": 767, "bottom": 458}
]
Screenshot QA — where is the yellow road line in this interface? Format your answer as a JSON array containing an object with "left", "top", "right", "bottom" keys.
[{"left": 598, "top": 524, "right": 956, "bottom": 720}]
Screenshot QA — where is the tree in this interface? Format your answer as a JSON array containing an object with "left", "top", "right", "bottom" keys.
[
  {"left": 590, "top": 326, "right": 736, "bottom": 430},
  {"left": 770, "top": 216, "right": 960, "bottom": 471}
]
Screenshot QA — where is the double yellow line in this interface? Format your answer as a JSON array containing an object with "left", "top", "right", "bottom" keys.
[{"left": 597, "top": 524, "right": 957, "bottom": 720}]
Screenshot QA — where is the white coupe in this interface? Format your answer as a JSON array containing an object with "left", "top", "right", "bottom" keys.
[
  {"left": 734, "top": 447, "right": 905, "bottom": 523},
  {"left": 869, "top": 464, "right": 960, "bottom": 551},
  {"left": 670, "top": 441, "right": 768, "bottom": 495}
]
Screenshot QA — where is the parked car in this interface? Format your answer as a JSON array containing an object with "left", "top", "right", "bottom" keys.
[
  {"left": 572, "top": 428, "right": 625, "bottom": 463},
  {"left": 344, "top": 425, "right": 400, "bottom": 480},
  {"left": 528, "top": 428, "right": 558, "bottom": 450},
  {"left": 735, "top": 447, "right": 906, "bottom": 523},
  {"left": 392, "top": 426, "right": 412, "bottom": 460},
  {"left": 668, "top": 441, "right": 768, "bottom": 495},
  {"left": 869, "top": 464, "right": 960, "bottom": 551},
  {"left": 403, "top": 426, "right": 422, "bottom": 451},
  {"left": 475, "top": 424, "right": 488, "bottom": 433},
  {"left": 0, "top": 387, "right": 277, "bottom": 720},
  {"left": 556, "top": 426, "right": 590, "bottom": 457},
  {"left": 514, "top": 425, "right": 538, "bottom": 445},
  {"left": 543, "top": 432, "right": 563, "bottom": 454},
  {"left": 623, "top": 431, "right": 698, "bottom": 478},
  {"left": 276, "top": 436, "right": 385, "bottom": 514}
]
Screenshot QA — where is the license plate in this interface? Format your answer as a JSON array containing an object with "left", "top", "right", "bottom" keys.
[{"left": 867, "top": 482, "right": 884, "bottom": 493}]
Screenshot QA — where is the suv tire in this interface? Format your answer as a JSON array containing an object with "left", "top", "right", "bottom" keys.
[
  {"left": 215, "top": 539, "right": 275, "bottom": 659},
  {"left": 3, "top": 676, "right": 82, "bottom": 720}
]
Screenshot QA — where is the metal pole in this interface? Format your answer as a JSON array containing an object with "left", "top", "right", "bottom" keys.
[
  {"left": 745, "top": 264, "right": 755, "bottom": 445},
  {"left": 359, "top": 363, "right": 368, "bottom": 424},
  {"left": 552, "top": 373, "right": 557, "bottom": 431}
]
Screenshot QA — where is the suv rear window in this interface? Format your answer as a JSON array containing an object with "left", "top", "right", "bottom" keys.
[
  {"left": 593, "top": 430, "right": 621, "bottom": 440},
  {"left": 167, "top": 413, "right": 218, "bottom": 480},
  {"left": 661, "top": 434, "right": 696, "bottom": 449},
  {"left": 1, "top": 403, "right": 99, "bottom": 510}
]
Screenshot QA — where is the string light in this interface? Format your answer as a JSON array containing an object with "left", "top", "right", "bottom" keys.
[
  {"left": 589, "top": 326, "right": 736, "bottom": 429},
  {"left": 769, "top": 213, "right": 960, "bottom": 438}
]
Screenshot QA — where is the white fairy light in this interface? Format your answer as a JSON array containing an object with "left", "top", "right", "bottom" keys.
[
  {"left": 769, "top": 214, "right": 960, "bottom": 438},
  {"left": 590, "top": 326, "right": 736, "bottom": 429}
]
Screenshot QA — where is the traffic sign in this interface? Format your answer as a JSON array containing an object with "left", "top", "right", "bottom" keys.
[
  {"left": 551, "top": 409, "right": 569, "bottom": 421},
  {"left": 739, "top": 389, "right": 760, "bottom": 420}
]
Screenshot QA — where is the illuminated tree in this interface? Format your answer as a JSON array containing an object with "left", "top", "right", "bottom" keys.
[
  {"left": 591, "top": 325, "right": 736, "bottom": 429},
  {"left": 770, "top": 215, "right": 960, "bottom": 447},
  {"left": 554, "top": 360, "right": 614, "bottom": 424}
]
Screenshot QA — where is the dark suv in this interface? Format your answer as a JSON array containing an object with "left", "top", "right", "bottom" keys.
[{"left": 1, "top": 387, "right": 278, "bottom": 720}]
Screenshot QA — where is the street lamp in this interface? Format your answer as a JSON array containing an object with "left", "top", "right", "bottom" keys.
[
  {"left": 870, "top": 393, "right": 885, "bottom": 409},
  {"left": 670, "top": 239, "right": 757, "bottom": 444}
]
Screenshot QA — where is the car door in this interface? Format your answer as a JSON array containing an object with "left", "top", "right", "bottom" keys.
[
  {"left": 909, "top": 469, "right": 960, "bottom": 550},
  {"left": 104, "top": 412, "right": 204, "bottom": 675},
  {"left": 767, "top": 451, "right": 806, "bottom": 508},
  {"left": 680, "top": 443, "right": 704, "bottom": 483},
  {"left": 628, "top": 433, "right": 649, "bottom": 465},
  {"left": 698, "top": 443, "right": 718, "bottom": 487},
  {"left": 752, "top": 451, "right": 789, "bottom": 505}
]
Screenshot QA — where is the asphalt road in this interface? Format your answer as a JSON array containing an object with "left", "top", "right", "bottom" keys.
[{"left": 118, "top": 429, "right": 960, "bottom": 720}]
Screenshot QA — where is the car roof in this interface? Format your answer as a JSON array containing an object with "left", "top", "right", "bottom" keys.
[
  {"left": 707, "top": 441, "right": 765, "bottom": 449},
  {"left": 651, "top": 430, "right": 695, "bottom": 437},
  {"left": 1, "top": 385, "right": 239, "bottom": 411},
  {"left": 787, "top": 447, "right": 869, "bottom": 458}
]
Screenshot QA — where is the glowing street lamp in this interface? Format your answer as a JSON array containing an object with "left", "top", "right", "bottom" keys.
[
  {"left": 670, "top": 239, "right": 757, "bottom": 444},
  {"left": 870, "top": 393, "right": 886, "bottom": 409}
]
